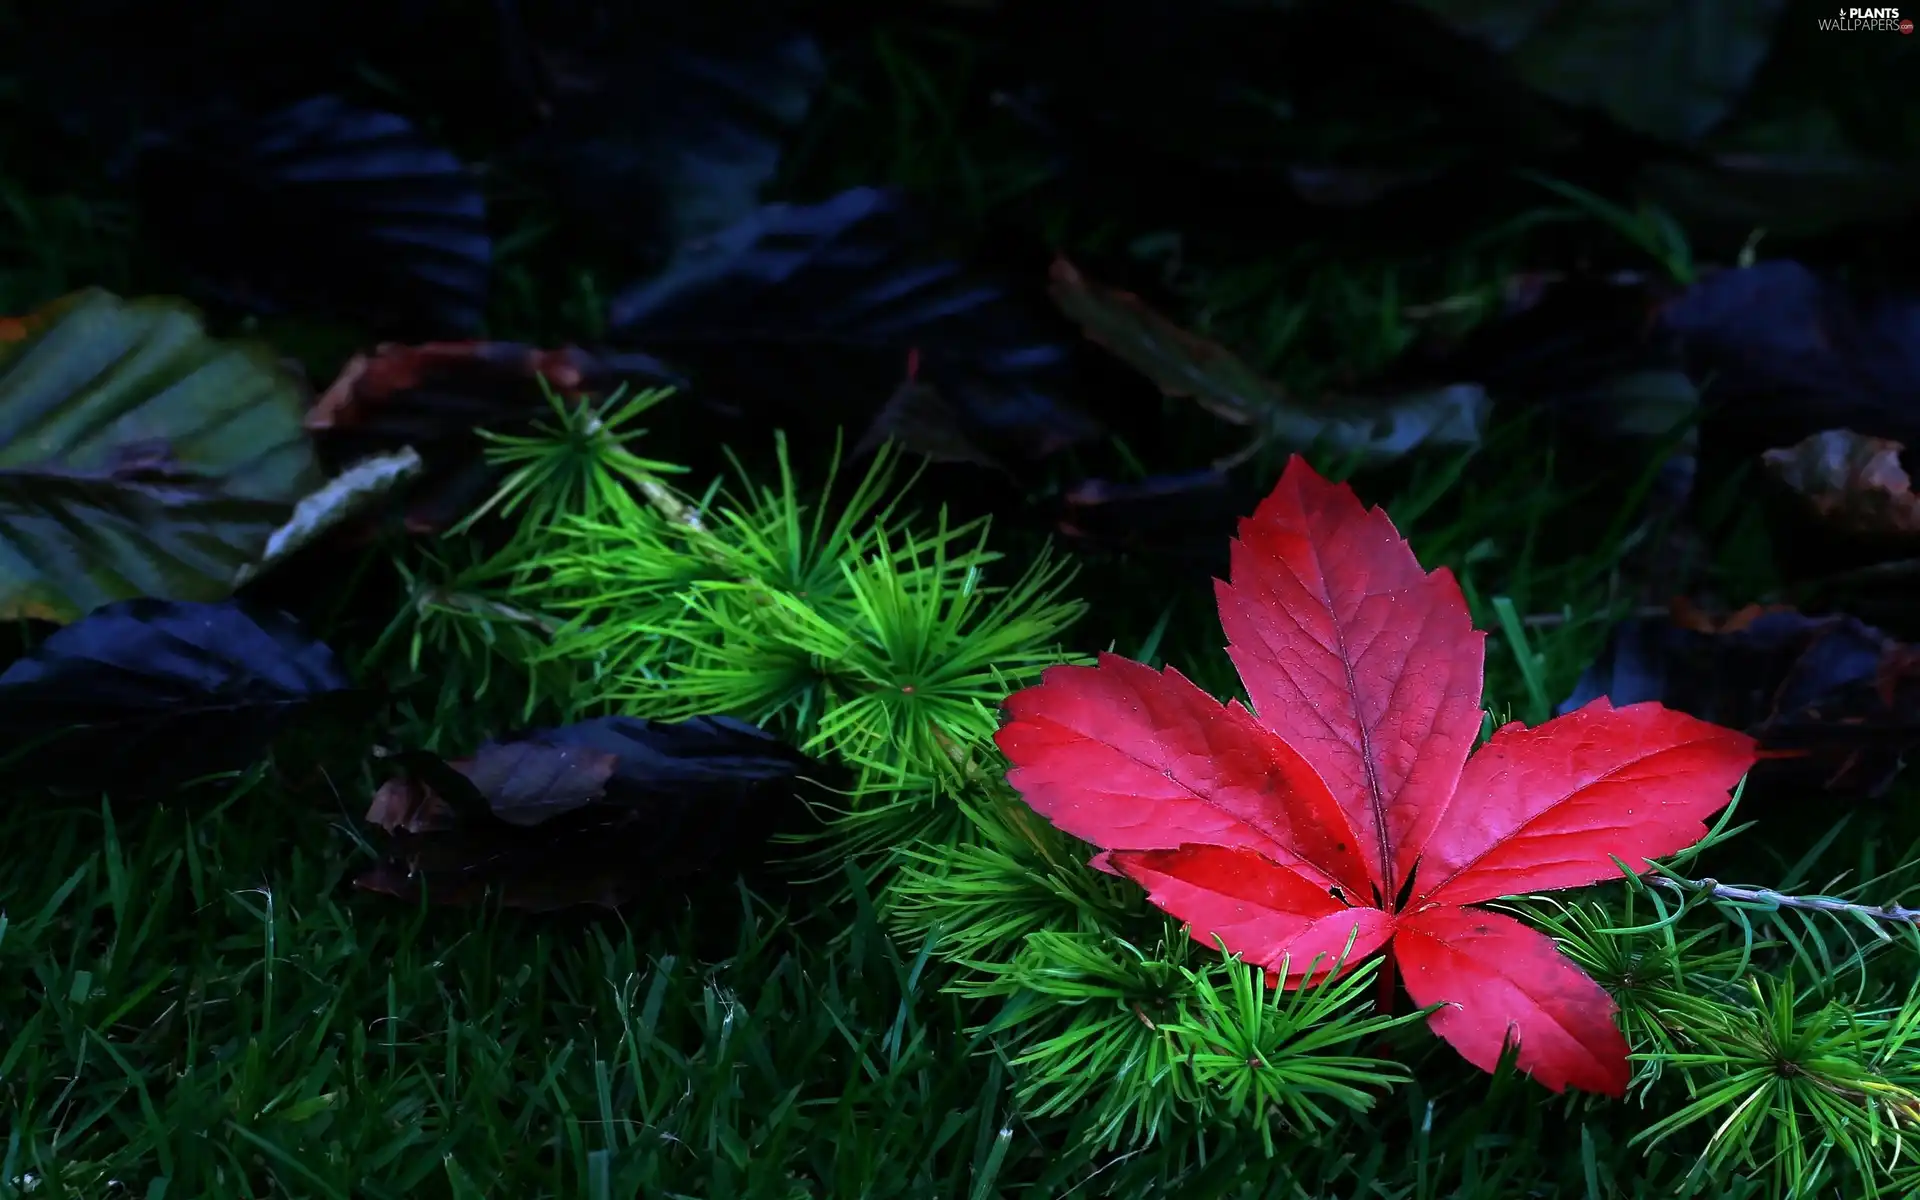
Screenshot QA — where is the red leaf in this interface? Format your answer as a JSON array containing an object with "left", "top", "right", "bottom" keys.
[
  {"left": 1112, "top": 844, "right": 1395, "bottom": 985},
  {"left": 1215, "top": 456, "right": 1486, "bottom": 900},
  {"left": 996, "top": 455, "right": 1758, "bottom": 1095},
  {"left": 995, "top": 653, "right": 1373, "bottom": 894},
  {"left": 1414, "top": 699, "right": 1757, "bottom": 908},
  {"left": 1395, "top": 905, "right": 1629, "bottom": 1096}
]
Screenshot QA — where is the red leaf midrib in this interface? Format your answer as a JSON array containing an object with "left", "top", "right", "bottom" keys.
[{"left": 1290, "top": 521, "right": 1396, "bottom": 897}]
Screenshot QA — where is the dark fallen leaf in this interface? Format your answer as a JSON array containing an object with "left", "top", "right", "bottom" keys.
[
  {"left": 1048, "top": 258, "right": 1487, "bottom": 462},
  {"left": 505, "top": 12, "right": 826, "bottom": 253},
  {"left": 0, "top": 290, "right": 323, "bottom": 622},
  {"left": 608, "top": 187, "right": 1100, "bottom": 463},
  {"left": 1406, "top": 0, "right": 1786, "bottom": 143},
  {"left": 132, "top": 95, "right": 491, "bottom": 336},
  {"left": 0, "top": 598, "right": 355, "bottom": 796},
  {"left": 1763, "top": 430, "right": 1920, "bottom": 542},
  {"left": 355, "top": 715, "right": 826, "bottom": 911},
  {"left": 1048, "top": 258, "right": 1272, "bottom": 428},
  {"left": 367, "top": 741, "right": 618, "bottom": 833},
  {"left": 305, "top": 341, "right": 677, "bottom": 533},
  {"left": 1562, "top": 602, "right": 1920, "bottom": 797},
  {"left": 1659, "top": 261, "right": 1920, "bottom": 457},
  {"left": 854, "top": 377, "right": 1009, "bottom": 472}
]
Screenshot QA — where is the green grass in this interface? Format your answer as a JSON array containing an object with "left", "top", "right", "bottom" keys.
[
  {"left": 0, "top": 181, "right": 1860, "bottom": 1196},
  {"left": 0, "top": 429, "right": 1766, "bottom": 1200},
  {"left": 1, "top": 783, "right": 1035, "bottom": 1198},
  {"left": 6, "top": 22, "right": 1918, "bottom": 1195}
]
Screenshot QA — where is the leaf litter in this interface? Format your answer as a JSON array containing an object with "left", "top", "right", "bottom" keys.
[
  {"left": 356, "top": 714, "right": 832, "bottom": 911},
  {"left": 0, "top": 598, "right": 355, "bottom": 796}
]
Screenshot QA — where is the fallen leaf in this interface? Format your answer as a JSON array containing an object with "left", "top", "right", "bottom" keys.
[
  {"left": 1658, "top": 261, "right": 1920, "bottom": 457},
  {"left": 367, "top": 740, "right": 618, "bottom": 833},
  {"left": 355, "top": 715, "right": 825, "bottom": 911},
  {"left": 996, "top": 456, "right": 1756, "bottom": 1094},
  {"left": 853, "top": 377, "right": 1009, "bottom": 471},
  {"left": 1048, "top": 258, "right": 1277, "bottom": 428},
  {"left": 0, "top": 598, "right": 354, "bottom": 796},
  {"left": 232, "top": 450, "right": 426, "bottom": 586},
  {"left": 0, "top": 289, "right": 323, "bottom": 622},
  {"left": 608, "top": 188, "right": 1101, "bottom": 463},
  {"left": 1762, "top": 430, "right": 1920, "bottom": 540},
  {"left": 305, "top": 341, "right": 676, "bottom": 533},
  {"left": 1563, "top": 602, "right": 1920, "bottom": 798},
  {"left": 1048, "top": 258, "right": 1487, "bottom": 463},
  {"left": 132, "top": 95, "right": 492, "bottom": 336}
]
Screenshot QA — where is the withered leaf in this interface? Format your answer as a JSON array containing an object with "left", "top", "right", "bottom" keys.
[
  {"left": 1763, "top": 429, "right": 1920, "bottom": 540},
  {"left": 1658, "top": 261, "right": 1920, "bottom": 457},
  {"left": 853, "top": 377, "right": 1009, "bottom": 472},
  {"left": 306, "top": 340, "right": 676, "bottom": 533},
  {"left": 1048, "top": 258, "right": 1486, "bottom": 463},
  {"left": 0, "top": 598, "right": 355, "bottom": 797},
  {"left": 1047, "top": 257, "right": 1275, "bottom": 428},
  {"left": 132, "top": 95, "right": 492, "bottom": 336},
  {"left": 366, "top": 741, "right": 618, "bottom": 834},
  {"left": 1564, "top": 602, "right": 1920, "bottom": 797},
  {"left": 356, "top": 715, "right": 825, "bottom": 912}
]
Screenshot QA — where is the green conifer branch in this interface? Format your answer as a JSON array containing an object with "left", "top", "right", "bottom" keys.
[{"left": 368, "top": 381, "right": 1920, "bottom": 1194}]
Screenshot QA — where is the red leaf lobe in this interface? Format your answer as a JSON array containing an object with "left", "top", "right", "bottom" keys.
[
  {"left": 1112, "top": 844, "right": 1395, "bottom": 985},
  {"left": 995, "top": 653, "right": 1372, "bottom": 893},
  {"left": 1395, "top": 904, "right": 1630, "bottom": 1096},
  {"left": 1413, "top": 699, "right": 1759, "bottom": 908},
  {"left": 1215, "top": 456, "right": 1486, "bottom": 900}
]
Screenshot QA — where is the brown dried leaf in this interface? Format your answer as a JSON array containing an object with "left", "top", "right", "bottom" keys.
[
  {"left": 1762, "top": 429, "right": 1920, "bottom": 539},
  {"left": 303, "top": 340, "right": 673, "bottom": 533},
  {"left": 364, "top": 777, "right": 458, "bottom": 834},
  {"left": 1048, "top": 257, "right": 1274, "bottom": 426},
  {"left": 854, "top": 379, "right": 1008, "bottom": 470},
  {"left": 1047, "top": 257, "right": 1487, "bottom": 462},
  {"left": 306, "top": 342, "right": 611, "bottom": 431},
  {"left": 454, "top": 741, "right": 620, "bottom": 827}
]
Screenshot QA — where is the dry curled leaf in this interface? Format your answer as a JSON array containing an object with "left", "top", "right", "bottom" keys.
[{"left": 1762, "top": 429, "right": 1920, "bottom": 540}]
